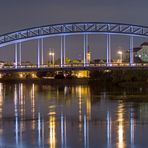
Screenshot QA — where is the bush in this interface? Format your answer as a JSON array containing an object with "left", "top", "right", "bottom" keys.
[
  {"left": 54, "top": 74, "right": 65, "bottom": 79},
  {"left": 36, "top": 71, "right": 48, "bottom": 78}
]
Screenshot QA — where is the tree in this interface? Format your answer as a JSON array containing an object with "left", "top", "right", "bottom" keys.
[{"left": 65, "top": 57, "right": 71, "bottom": 64}]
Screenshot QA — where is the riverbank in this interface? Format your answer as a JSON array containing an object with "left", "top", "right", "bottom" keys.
[
  {"left": 0, "top": 78, "right": 147, "bottom": 88},
  {"left": 1, "top": 69, "right": 148, "bottom": 87},
  {"left": 0, "top": 78, "right": 90, "bottom": 85}
]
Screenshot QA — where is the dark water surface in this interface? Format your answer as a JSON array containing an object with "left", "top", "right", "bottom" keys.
[{"left": 0, "top": 83, "right": 148, "bottom": 148}]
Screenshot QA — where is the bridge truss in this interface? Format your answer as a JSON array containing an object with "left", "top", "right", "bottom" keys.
[{"left": 0, "top": 22, "right": 148, "bottom": 69}]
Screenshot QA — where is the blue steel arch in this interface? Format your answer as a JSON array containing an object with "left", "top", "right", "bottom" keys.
[{"left": 0, "top": 22, "right": 148, "bottom": 47}]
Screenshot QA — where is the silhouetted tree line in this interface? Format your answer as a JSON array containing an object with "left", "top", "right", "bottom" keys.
[{"left": 89, "top": 70, "right": 148, "bottom": 83}]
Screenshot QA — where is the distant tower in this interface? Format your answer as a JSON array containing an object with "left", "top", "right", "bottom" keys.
[{"left": 86, "top": 46, "right": 91, "bottom": 63}]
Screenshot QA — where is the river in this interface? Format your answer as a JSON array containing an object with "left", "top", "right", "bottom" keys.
[{"left": 0, "top": 82, "right": 147, "bottom": 148}]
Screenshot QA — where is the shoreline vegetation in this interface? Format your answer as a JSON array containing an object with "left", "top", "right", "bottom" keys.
[{"left": 0, "top": 70, "right": 148, "bottom": 87}]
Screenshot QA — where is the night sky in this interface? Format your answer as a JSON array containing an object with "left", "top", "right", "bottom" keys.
[{"left": 0, "top": 0, "right": 148, "bottom": 63}]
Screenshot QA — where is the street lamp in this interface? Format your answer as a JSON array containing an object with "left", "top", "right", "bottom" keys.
[
  {"left": 117, "top": 51, "right": 123, "bottom": 63},
  {"left": 49, "top": 51, "right": 55, "bottom": 66}
]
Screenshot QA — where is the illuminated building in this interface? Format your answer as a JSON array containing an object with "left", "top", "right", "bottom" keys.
[
  {"left": 86, "top": 50, "right": 91, "bottom": 64},
  {"left": 126, "top": 42, "right": 148, "bottom": 62},
  {"left": 75, "top": 70, "right": 90, "bottom": 78},
  {"left": 135, "top": 42, "right": 148, "bottom": 62},
  {"left": 86, "top": 46, "right": 91, "bottom": 64}
]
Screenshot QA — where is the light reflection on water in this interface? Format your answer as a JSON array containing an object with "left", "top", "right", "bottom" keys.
[
  {"left": 0, "top": 83, "right": 148, "bottom": 147},
  {"left": 117, "top": 102, "right": 125, "bottom": 148}
]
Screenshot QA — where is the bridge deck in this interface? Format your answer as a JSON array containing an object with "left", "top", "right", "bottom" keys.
[{"left": 1, "top": 64, "right": 148, "bottom": 72}]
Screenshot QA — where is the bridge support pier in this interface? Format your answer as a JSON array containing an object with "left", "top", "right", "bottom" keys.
[
  {"left": 15, "top": 43, "right": 18, "bottom": 68},
  {"left": 41, "top": 38, "right": 44, "bottom": 65},
  {"left": 60, "top": 36, "right": 66, "bottom": 67},
  {"left": 37, "top": 38, "right": 44, "bottom": 68},
  {"left": 84, "top": 34, "right": 88, "bottom": 66},
  {"left": 15, "top": 42, "right": 22, "bottom": 68},
  {"left": 63, "top": 35, "right": 66, "bottom": 66},
  {"left": 130, "top": 36, "right": 134, "bottom": 65},
  {"left": 60, "top": 36, "right": 63, "bottom": 67},
  {"left": 106, "top": 34, "right": 111, "bottom": 66},
  {"left": 37, "top": 39, "right": 40, "bottom": 68},
  {"left": 19, "top": 42, "right": 21, "bottom": 66}
]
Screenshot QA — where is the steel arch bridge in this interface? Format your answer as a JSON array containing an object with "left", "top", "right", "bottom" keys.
[
  {"left": 0, "top": 22, "right": 148, "bottom": 70},
  {"left": 1, "top": 22, "right": 148, "bottom": 47}
]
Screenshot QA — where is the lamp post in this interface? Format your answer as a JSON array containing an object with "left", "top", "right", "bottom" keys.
[
  {"left": 49, "top": 51, "right": 55, "bottom": 66},
  {"left": 117, "top": 51, "right": 123, "bottom": 63}
]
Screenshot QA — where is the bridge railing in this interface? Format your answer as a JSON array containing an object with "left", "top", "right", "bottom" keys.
[{"left": 1, "top": 63, "right": 148, "bottom": 70}]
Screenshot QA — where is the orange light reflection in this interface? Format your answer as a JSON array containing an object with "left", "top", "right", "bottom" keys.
[
  {"left": 49, "top": 113, "right": 56, "bottom": 148},
  {"left": 117, "top": 103, "right": 125, "bottom": 148}
]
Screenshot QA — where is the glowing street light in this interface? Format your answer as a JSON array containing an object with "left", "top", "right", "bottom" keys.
[
  {"left": 49, "top": 50, "right": 55, "bottom": 66},
  {"left": 117, "top": 51, "right": 123, "bottom": 63}
]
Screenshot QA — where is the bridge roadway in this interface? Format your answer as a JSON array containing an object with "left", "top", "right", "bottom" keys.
[{"left": 0, "top": 63, "right": 148, "bottom": 73}]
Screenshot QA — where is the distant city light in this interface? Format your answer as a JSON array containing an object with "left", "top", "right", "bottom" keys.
[
  {"left": 19, "top": 73, "right": 23, "bottom": 78},
  {"left": 117, "top": 50, "right": 123, "bottom": 63},
  {"left": 117, "top": 51, "right": 123, "bottom": 55},
  {"left": 49, "top": 51, "right": 55, "bottom": 65}
]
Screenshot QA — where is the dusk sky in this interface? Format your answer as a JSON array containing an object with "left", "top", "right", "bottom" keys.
[{"left": 0, "top": 0, "right": 148, "bottom": 63}]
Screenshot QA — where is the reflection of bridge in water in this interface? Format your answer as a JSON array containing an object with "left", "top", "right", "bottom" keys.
[
  {"left": 1, "top": 22, "right": 148, "bottom": 72},
  {"left": 0, "top": 83, "right": 138, "bottom": 147}
]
